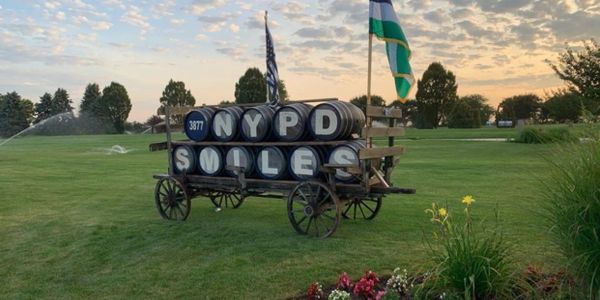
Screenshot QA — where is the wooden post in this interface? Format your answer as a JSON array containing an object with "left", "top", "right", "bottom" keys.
[
  {"left": 165, "top": 105, "right": 173, "bottom": 176},
  {"left": 364, "top": 33, "right": 374, "bottom": 193}
]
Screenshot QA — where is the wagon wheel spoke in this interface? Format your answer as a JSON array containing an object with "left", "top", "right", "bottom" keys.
[
  {"left": 154, "top": 178, "right": 190, "bottom": 221},
  {"left": 288, "top": 181, "right": 340, "bottom": 238},
  {"left": 342, "top": 197, "right": 382, "bottom": 220}
]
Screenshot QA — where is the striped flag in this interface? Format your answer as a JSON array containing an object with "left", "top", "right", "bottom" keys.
[
  {"left": 265, "top": 12, "right": 280, "bottom": 106},
  {"left": 369, "top": 0, "right": 414, "bottom": 102}
]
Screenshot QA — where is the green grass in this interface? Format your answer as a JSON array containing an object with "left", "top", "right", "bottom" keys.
[
  {"left": 402, "top": 127, "right": 516, "bottom": 139},
  {"left": 0, "top": 134, "right": 563, "bottom": 298}
]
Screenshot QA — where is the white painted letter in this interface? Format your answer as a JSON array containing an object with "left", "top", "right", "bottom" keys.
[
  {"left": 261, "top": 150, "right": 278, "bottom": 175},
  {"left": 213, "top": 113, "right": 232, "bottom": 137},
  {"left": 199, "top": 148, "right": 219, "bottom": 174},
  {"left": 315, "top": 109, "right": 337, "bottom": 135},
  {"left": 293, "top": 149, "right": 313, "bottom": 176},
  {"left": 175, "top": 148, "right": 191, "bottom": 171},
  {"left": 244, "top": 113, "right": 261, "bottom": 138},
  {"left": 279, "top": 111, "right": 298, "bottom": 136}
]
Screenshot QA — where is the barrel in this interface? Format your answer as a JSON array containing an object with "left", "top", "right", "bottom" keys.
[
  {"left": 240, "top": 105, "right": 275, "bottom": 142},
  {"left": 184, "top": 107, "right": 216, "bottom": 141},
  {"left": 256, "top": 146, "right": 288, "bottom": 180},
  {"left": 225, "top": 146, "right": 255, "bottom": 177},
  {"left": 272, "top": 103, "right": 312, "bottom": 141},
  {"left": 197, "top": 146, "right": 224, "bottom": 176},
  {"left": 289, "top": 146, "right": 326, "bottom": 180},
  {"left": 328, "top": 140, "right": 366, "bottom": 183},
  {"left": 308, "top": 101, "right": 365, "bottom": 141},
  {"left": 211, "top": 106, "right": 244, "bottom": 142},
  {"left": 172, "top": 145, "right": 197, "bottom": 174}
]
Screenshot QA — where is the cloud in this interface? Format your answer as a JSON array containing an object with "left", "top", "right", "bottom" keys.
[
  {"left": 92, "top": 21, "right": 112, "bottom": 30},
  {"left": 121, "top": 6, "right": 150, "bottom": 31},
  {"left": 229, "top": 23, "right": 239, "bottom": 33},
  {"left": 170, "top": 18, "right": 184, "bottom": 25},
  {"left": 423, "top": 9, "right": 451, "bottom": 23},
  {"left": 407, "top": 0, "right": 433, "bottom": 10},
  {"left": 55, "top": 11, "right": 66, "bottom": 21},
  {"left": 191, "top": 0, "right": 225, "bottom": 15}
]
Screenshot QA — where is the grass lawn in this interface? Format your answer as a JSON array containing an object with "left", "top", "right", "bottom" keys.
[{"left": 0, "top": 132, "right": 564, "bottom": 298}]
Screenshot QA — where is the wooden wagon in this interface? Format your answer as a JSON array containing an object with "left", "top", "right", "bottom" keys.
[{"left": 149, "top": 98, "right": 415, "bottom": 238}]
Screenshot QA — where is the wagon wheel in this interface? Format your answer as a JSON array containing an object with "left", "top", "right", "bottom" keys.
[
  {"left": 287, "top": 181, "right": 341, "bottom": 239},
  {"left": 342, "top": 197, "right": 382, "bottom": 220},
  {"left": 154, "top": 177, "right": 191, "bottom": 221},
  {"left": 209, "top": 191, "right": 244, "bottom": 209}
]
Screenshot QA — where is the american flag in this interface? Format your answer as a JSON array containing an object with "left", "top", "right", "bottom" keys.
[{"left": 265, "top": 11, "right": 280, "bottom": 106}]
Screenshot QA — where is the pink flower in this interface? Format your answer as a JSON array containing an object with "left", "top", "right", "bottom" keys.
[{"left": 336, "top": 272, "right": 353, "bottom": 291}]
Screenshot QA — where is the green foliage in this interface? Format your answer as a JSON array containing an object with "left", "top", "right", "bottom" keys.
[
  {"left": 447, "top": 100, "right": 481, "bottom": 129},
  {"left": 0, "top": 92, "right": 33, "bottom": 137},
  {"left": 513, "top": 127, "right": 578, "bottom": 144},
  {"left": 389, "top": 99, "right": 417, "bottom": 127},
  {"left": 277, "top": 79, "right": 289, "bottom": 101},
  {"left": 461, "top": 94, "right": 495, "bottom": 125},
  {"left": 415, "top": 62, "right": 458, "bottom": 128},
  {"left": 543, "top": 140, "right": 600, "bottom": 298},
  {"left": 98, "top": 82, "right": 132, "bottom": 134},
  {"left": 349, "top": 94, "right": 386, "bottom": 113},
  {"left": 418, "top": 201, "right": 514, "bottom": 299},
  {"left": 543, "top": 89, "right": 586, "bottom": 123},
  {"left": 235, "top": 67, "right": 267, "bottom": 104},
  {"left": 79, "top": 83, "right": 102, "bottom": 116},
  {"left": 496, "top": 94, "right": 542, "bottom": 123},
  {"left": 145, "top": 115, "right": 163, "bottom": 127},
  {"left": 159, "top": 79, "right": 196, "bottom": 112},
  {"left": 548, "top": 39, "right": 600, "bottom": 114},
  {"left": 33, "top": 93, "right": 53, "bottom": 124},
  {"left": 33, "top": 88, "right": 73, "bottom": 124}
]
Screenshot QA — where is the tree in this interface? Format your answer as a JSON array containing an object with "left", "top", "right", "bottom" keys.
[
  {"left": 459, "top": 94, "right": 495, "bottom": 125},
  {"left": 80, "top": 83, "right": 101, "bottom": 116},
  {"left": 349, "top": 95, "right": 386, "bottom": 113},
  {"left": 389, "top": 99, "right": 417, "bottom": 127},
  {"left": 496, "top": 94, "right": 542, "bottom": 124},
  {"left": 51, "top": 88, "right": 73, "bottom": 114},
  {"left": 98, "top": 82, "right": 132, "bottom": 134},
  {"left": 159, "top": 79, "right": 196, "bottom": 110},
  {"left": 548, "top": 39, "right": 600, "bottom": 114},
  {"left": 447, "top": 100, "right": 481, "bottom": 128},
  {"left": 544, "top": 90, "right": 585, "bottom": 123},
  {"left": 415, "top": 62, "right": 458, "bottom": 128},
  {"left": 0, "top": 92, "right": 33, "bottom": 137},
  {"left": 33, "top": 93, "right": 53, "bottom": 124},
  {"left": 277, "top": 79, "right": 289, "bottom": 101},
  {"left": 145, "top": 115, "right": 163, "bottom": 127},
  {"left": 235, "top": 67, "right": 267, "bottom": 104}
]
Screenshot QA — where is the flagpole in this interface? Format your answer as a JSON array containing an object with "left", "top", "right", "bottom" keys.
[
  {"left": 366, "top": 33, "right": 373, "bottom": 147},
  {"left": 264, "top": 10, "right": 269, "bottom": 105}
]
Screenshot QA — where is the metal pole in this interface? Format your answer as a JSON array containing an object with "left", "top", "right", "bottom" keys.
[
  {"left": 366, "top": 33, "right": 373, "bottom": 147},
  {"left": 264, "top": 10, "right": 269, "bottom": 105}
]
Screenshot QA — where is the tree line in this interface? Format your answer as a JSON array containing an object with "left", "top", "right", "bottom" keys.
[{"left": 0, "top": 82, "right": 132, "bottom": 137}]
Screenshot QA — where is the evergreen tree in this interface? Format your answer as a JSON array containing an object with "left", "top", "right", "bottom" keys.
[
  {"left": 235, "top": 67, "right": 267, "bottom": 104},
  {"left": 0, "top": 92, "right": 33, "bottom": 137},
  {"left": 33, "top": 93, "right": 53, "bottom": 124},
  {"left": 80, "top": 83, "right": 102, "bottom": 116},
  {"left": 51, "top": 88, "right": 73, "bottom": 114}
]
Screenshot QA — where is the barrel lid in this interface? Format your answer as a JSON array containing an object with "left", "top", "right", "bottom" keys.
[
  {"left": 309, "top": 103, "right": 344, "bottom": 141},
  {"left": 256, "top": 146, "right": 286, "bottom": 179},
  {"left": 225, "top": 146, "right": 254, "bottom": 176},
  {"left": 198, "top": 146, "right": 223, "bottom": 176},
  {"left": 273, "top": 106, "right": 306, "bottom": 141},
  {"left": 240, "top": 108, "right": 270, "bottom": 142},
  {"left": 328, "top": 145, "right": 360, "bottom": 182},
  {"left": 184, "top": 110, "right": 212, "bottom": 141},
  {"left": 172, "top": 145, "right": 197, "bottom": 174},
  {"left": 289, "top": 146, "right": 322, "bottom": 180}
]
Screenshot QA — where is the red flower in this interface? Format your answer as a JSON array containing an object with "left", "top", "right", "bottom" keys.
[
  {"left": 336, "top": 272, "right": 353, "bottom": 291},
  {"left": 353, "top": 271, "right": 380, "bottom": 299},
  {"left": 307, "top": 282, "right": 323, "bottom": 300}
]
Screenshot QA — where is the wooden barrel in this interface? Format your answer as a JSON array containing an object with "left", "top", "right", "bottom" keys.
[
  {"left": 172, "top": 145, "right": 197, "bottom": 174},
  {"left": 328, "top": 140, "right": 366, "bottom": 182},
  {"left": 308, "top": 101, "right": 365, "bottom": 141},
  {"left": 197, "top": 146, "right": 224, "bottom": 176},
  {"left": 240, "top": 105, "right": 275, "bottom": 142},
  {"left": 272, "top": 103, "right": 312, "bottom": 141},
  {"left": 184, "top": 107, "right": 216, "bottom": 141},
  {"left": 256, "top": 146, "right": 288, "bottom": 180},
  {"left": 288, "top": 146, "right": 326, "bottom": 180},
  {"left": 225, "top": 146, "right": 255, "bottom": 177},
  {"left": 211, "top": 106, "right": 244, "bottom": 142}
]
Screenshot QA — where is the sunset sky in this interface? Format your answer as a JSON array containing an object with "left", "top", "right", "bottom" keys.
[{"left": 1, "top": 0, "right": 599, "bottom": 122}]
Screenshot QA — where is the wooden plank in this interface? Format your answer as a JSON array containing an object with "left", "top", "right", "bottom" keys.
[
  {"left": 359, "top": 146, "right": 404, "bottom": 160},
  {"left": 149, "top": 142, "right": 168, "bottom": 152},
  {"left": 158, "top": 98, "right": 341, "bottom": 115},
  {"left": 362, "top": 127, "right": 405, "bottom": 138},
  {"left": 172, "top": 139, "right": 353, "bottom": 147},
  {"left": 320, "top": 164, "right": 361, "bottom": 175},
  {"left": 366, "top": 106, "right": 402, "bottom": 118}
]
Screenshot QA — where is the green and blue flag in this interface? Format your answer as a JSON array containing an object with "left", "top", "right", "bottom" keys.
[{"left": 369, "top": 0, "right": 414, "bottom": 102}]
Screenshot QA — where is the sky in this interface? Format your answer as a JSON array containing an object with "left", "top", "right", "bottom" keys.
[{"left": 0, "top": 0, "right": 599, "bottom": 122}]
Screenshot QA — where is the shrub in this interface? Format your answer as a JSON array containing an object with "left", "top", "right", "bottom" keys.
[
  {"left": 514, "top": 127, "right": 578, "bottom": 144},
  {"left": 417, "top": 197, "right": 515, "bottom": 299},
  {"left": 543, "top": 140, "right": 600, "bottom": 298}
]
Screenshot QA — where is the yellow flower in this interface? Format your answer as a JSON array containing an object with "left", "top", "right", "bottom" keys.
[
  {"left": 462, "top": 195, "right": 475, "bottom": 206},
  {"left": 438, "top": 208, "right": 447, "bottom": 217}
]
